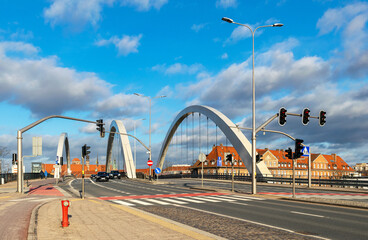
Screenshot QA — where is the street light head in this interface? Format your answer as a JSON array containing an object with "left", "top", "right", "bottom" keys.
[
  {"left": 222, "top": 17, "right": 234, "bottom": 23},
  {"left": 272, "top": 23, "right": 284, "bottom": 27},
  {"left": 134, "top": 93, "right": 143, "bottom": 97},
  {"left": 159, "top": 95, "right": 167, "bottom": 98}
]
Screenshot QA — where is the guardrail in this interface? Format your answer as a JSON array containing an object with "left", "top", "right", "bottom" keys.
[
  {"left": 0, "top": 173, "right": 41, "bottom": 184},
  {"left": 158, "top": 173, "right": 368, "bottom": 188}
]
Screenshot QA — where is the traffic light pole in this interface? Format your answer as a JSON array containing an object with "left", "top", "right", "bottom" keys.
[
  {"left": 17, "top": 115, "right": 98, "bottom": 193},
  {"left": 82, "top": 154, "right": 85, "bottom": 199}
]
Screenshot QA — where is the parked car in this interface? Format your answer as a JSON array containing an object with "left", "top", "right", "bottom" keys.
[
  {"left": 95, "top": 172, "right": 109, "bottom": 182},
  {"left": 90, "top": 174, "right": 96, "bottom": 179},
  {"left": 110, "top": 170, "right": 121, "bottom": 179}
]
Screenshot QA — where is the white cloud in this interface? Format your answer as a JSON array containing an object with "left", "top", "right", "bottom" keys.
[
  {"left": 221, "top": 53, "right": 228, "bottom": 59},
  {"left": 119, "top": 0, "right": 168, "bottom": 11},
  {"left": 317, "top": 2, "right": 368, "bottom": 35},
  {"left": 152, "top": 63, "right": 204, "bottom": 75},
  {"left": 216, "top": 0, "right": 237, "bottom": 8},
  {"left": 44, "top": 0, "right": 114, "bottom": 31},
  {"left": 96, "top": 34, "right": 143, "bottom": 56},
  {"left": 0, "top": 41, "right": 115, "bottom": 117},
  {"left": 191, "top": 23, "right": 207, "bottom": 32},
  {"left": 226, "top": 25, "right": 252, "bottom": 43}
]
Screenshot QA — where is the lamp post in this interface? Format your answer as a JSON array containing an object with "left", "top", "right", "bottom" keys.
[
  {"left": 134, "top": 93, "right": 166, "bottom": 180},
  {"left": 222, "top": 17, "right": 283, "bottom": 194}
]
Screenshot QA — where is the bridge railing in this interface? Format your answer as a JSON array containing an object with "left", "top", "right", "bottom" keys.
[
  {"left": 158, "top": 173, "right": 368, "bottom": 189},
  {"left": 0, "top": 173, "right": 41, "bottom": 184}
]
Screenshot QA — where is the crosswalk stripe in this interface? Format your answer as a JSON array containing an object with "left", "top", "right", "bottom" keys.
[
  {"left": 112, "top": 200, "right": 135, "bottom": 206},
  {"left": 189, "top": 196, "right": 220, "bottom": 202},
  {"left": 128, "top": 199, "right": 153, "bottom": 205},
  {"left": 145, "top": 199, "right": 172, "bottom": 205},
  {"left": 232, "top": 195, "right": 265, "bottom": 200},
  {"left": 219, "top": 195, "right": 252, "bottom": 201},
  {"left": 158, "top": 198, "right": 188, "bottom": 204},
  {"left": 203, "top": 196, "right": 236, "bottom": 201},
  {"left": 176, "top": 197, "right": 205, "bottom": 203}
]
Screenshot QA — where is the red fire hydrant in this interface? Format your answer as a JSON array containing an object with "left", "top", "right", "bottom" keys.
[{"left": 61, "top": 200, "right": 70, "bottom": 227}]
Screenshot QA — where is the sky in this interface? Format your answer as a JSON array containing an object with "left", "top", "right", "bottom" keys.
[{"left": 0, "top": 0, "right": 367, "bottom": 172}]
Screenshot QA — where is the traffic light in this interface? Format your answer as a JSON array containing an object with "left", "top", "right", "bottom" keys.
[
  {"left": 226, "top": 154, "right": 233, "bottom": 164},
  {"left": 256, "top": 154, "right": 263, "bottom": 163},
  {"left": 278, "top": 107, "right": 287, "bottom": 126},
  {"left": 285, "top": 148, "right": 293, "bottom": 159},
  {"left": 302, "top": 108, "right": 310, "bottom": 125},
  {"left": 294, "top": 139, "right": 304, "bottom": 159},
  {"left": 319, "top": 110, "right": 326, "bottom": 126},
  {"left": 12, "top": 153, "right": 17, "bottom": 165},
  {"left": 96, "top": 119, "right": 105, "bottom": 138},
  {"left": 82, "top": 144, "right": 91, "bottom": 158}
]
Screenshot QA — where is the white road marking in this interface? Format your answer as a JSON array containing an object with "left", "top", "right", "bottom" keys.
[
  {"left": 189, "top": 196, "right": 220, "bottom": 202},
  {"left": 145, "top": 199, "right": 172, "bottom": 205},
  {"left": 128, "top": 199, "right": 153, "bottom": 206},
  {"left": 176, "top": 197, "right": 205, "bottom": 203},
  {"left": 89, "top": 179, "right": 130, "bottom": 194},
  {"left": 290, "top": 211, "right": 325, "bottom": 218},
  {"left": 112, "top": 200, "right": 135, "bottom": 206},
  {"left": 203, "top": 196, "right": 236, "bottom": 201},
  {"left": 159, "top": 198, "right": 188, "bottom": 204}
]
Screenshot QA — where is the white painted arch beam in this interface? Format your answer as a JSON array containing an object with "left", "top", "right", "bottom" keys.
[{"left": 157, "top": 105, "right": 271, "bottom": 176}]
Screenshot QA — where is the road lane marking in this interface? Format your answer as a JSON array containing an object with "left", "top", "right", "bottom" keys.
[
  {"left": 203, "top": 196, "right": 236, "bottom": 201},
  {"left": 173, "top": 204, "right": 329, "bottom": 240},
  {"left": 290, "top": 211, "right": 325, "bottom": 218}
]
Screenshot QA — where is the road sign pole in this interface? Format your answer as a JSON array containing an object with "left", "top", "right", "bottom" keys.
[
  {"left": 232, "top": 162, "right": 234, "bottom": 192},
  {"left": 201, "top": 162, "right": 203, "bottom": 187},
  {"left": 82, "top": 154, "right": 85, "bottom": 199},
  {"left": 292, "top": 158, "right": 296, "bottom": 198}
]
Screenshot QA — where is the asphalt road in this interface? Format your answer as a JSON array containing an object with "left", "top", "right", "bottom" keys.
[{"left": 65, "top": 178, "right": 368, "bottom": 240}]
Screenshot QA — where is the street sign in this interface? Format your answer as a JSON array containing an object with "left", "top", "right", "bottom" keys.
[
  {"left": 198, "top": 153, "right": 206, "bottom": 163},
  {"left": 155, "top": 167, "right": 161, "bottom": 174},
  {"left": 302, "top": 146, "right": 310, "bottom": 156},
  {"left": 147, "top": 160, "right": 153, "bottom": 166},
  {"left": 217, "top": 159, "right": 222, "bottom": 167}
]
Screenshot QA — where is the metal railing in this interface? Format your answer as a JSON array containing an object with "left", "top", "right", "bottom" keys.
[
  {"left": 0, "top": 173, "right": 41, "bottom": 184},
  {"left": 158, "top": 173, "right": 368, "bottom": 188}
]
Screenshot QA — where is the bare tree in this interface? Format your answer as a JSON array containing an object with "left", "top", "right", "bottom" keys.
[{"left": 0, "top": 146, "right": 10, "bottom": 173}]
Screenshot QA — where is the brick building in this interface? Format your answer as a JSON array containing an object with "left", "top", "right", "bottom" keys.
[{"left": 191, "top": 145, "right": 355, "bottom": 178}]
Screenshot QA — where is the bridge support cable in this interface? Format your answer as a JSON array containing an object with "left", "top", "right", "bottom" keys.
[{"left": 156, "top": 105, "right": 271, "bottom": 178}]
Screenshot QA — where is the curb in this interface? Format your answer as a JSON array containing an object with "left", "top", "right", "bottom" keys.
[{"left": 27, "top": 201, "right": 49, "bottom": 240}]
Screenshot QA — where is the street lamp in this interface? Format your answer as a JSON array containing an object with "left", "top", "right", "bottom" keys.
[
  {"left": 222, "top": 17, "right": 283, "bottom": 194},
  {"left": 134, "top": 93, "right": 166, "bottom": 180}
]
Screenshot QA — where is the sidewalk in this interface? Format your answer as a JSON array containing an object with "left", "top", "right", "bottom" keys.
[{"left": 28, "top": 198, "right": 222, "bottom": 240}]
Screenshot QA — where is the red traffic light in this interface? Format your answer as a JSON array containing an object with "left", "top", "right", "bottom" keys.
[
  {"left": 278, "top": 107, "right": 287, "bottom": 126},
  {"left": 319, "top": 110, "right": 326, "bottom": 126},
  {"left": 302, "top": 108, "right": 310, "bottom": 125}
]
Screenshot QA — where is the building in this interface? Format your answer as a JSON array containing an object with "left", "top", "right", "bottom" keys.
[
  {"left": 162, "top": 164, "right": 191, "bottom": 175},
  {"left": 352, "top": 163, "right": 368, "bottom": 176},
  {"left": 191, "top": 145, "right": 355, "bottom": 178}
]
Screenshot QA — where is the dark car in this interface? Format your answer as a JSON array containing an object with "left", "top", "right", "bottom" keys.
[
  {"left": 96, "top": 172, "right": 109, "bottom": 182},
  {"left": 90, "top": 174, "right": 96, "bottom": 179},
  {"left": 110, "top": 170, "right": 121, "bottom": 179}
]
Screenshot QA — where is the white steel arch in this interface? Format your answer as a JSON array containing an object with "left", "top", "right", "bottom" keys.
[
  {"left": 106, "top": 120, "right": 136, "bottom": 178},
  {"left": 56, "top": 132, "right": 71, "bottom": 175},
  {"left": 157, "top": 105, "right": 271, "bottom": 176}
]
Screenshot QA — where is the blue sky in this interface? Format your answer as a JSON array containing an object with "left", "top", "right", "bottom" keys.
[{"left": 0, "top": 0, "right": 367, "bottom": 171}]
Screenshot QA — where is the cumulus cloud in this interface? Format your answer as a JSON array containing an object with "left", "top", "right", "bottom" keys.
[
  {"left": 152, "top": 63, "right": 204, "bottom": 75},
  {"left": 94, "top": 93, "right": 148, "bottom": 118},
  {"left": 44, "top": 0, "right": 114, "bottom": 31},
  {"left": 95, "top": 34, "right": 142, "bottom": 56},
  {"left": 0, "top": 41, "right": 148, "bottom": 120},
  {"left": 120, "top": 0, "right": 168, "bottom": 11},
  {"left": 318, "top": 2, "right": 368, "bottom": 79},
  {"left": 43, "top": 0, "right": 167, "bottom": 31},
  {"left": 216, "top": 0, "right": 237, "bottom": 8}
]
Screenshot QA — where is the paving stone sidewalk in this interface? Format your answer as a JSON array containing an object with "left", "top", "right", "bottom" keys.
[{"left": 28, "top": 198, "right": 222, "bottom": 240}]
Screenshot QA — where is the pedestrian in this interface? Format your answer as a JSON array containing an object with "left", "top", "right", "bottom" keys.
[
  {"left": 44, "top": 170, "right": 48, "bottom": 179},
  {"left": 40, "top": 170, "right": 44, "bottom": 179}
]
